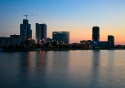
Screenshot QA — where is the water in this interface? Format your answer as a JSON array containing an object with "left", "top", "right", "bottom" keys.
[{"left": 0, "top": 50, "right": 125, "bottom": 88}]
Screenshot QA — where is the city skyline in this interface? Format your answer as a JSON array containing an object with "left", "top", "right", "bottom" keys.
[{"left": 0, "top": 0, "right": 125, "bottom": 44}]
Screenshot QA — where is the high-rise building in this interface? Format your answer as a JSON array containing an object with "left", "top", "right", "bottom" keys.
[
  {"left": 20, "top": 19, "right": 32, "bottom": 42},
  {"left": 52, "top": 31, "right": 69, "bottom": 44},
  {"left": 92, "top": 26, "right": 100, "bottom": 41},
  {"left": 108, "top": 35, "right": 114, "bottom": 46},
  {"left": 36, "top": 23, "right": 47, "bottom": 45}
]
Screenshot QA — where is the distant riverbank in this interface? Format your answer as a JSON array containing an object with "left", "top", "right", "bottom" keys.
[
  {"left": 2, "top": 48, "right": 83, "bottom": 52},
  {"left": 1, "top": 47, "right": 125, "bottom": 52}
]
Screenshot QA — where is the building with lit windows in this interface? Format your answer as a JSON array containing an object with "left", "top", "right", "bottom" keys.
[
  {"left": 92, "top": 26, "right": 100, "bottom": 41},
  {"left": 20, "top": 19, "right": 32, "bottom": 42},
  {"left": 36, "top": 23, "right": 47, "bottom": 45},
  {"left": 52, "top": 31, "right": 69, "bottom": 44}
]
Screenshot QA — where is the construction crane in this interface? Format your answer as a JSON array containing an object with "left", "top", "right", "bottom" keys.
[
  {"left": 23, "top": 14, "right": 28, "bottom": 19},
  {"left": 41, "top": 21, "right": 46, "bottom": 24},
  {"left": 41, "top": 21, "right": 43, "bottom": 24},
  {"left": 23, "top": 14, "right": 38, "bottom": 19}
]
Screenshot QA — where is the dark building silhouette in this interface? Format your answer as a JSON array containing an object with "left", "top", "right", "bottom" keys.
[
  {"left": 20, "top": 19, "right": 32, "bottom": 42},
  {"left": 10, "top": 34, "right": 20, "bottom": 38},
  {"left": 52, "top": 31, "right": 69, "bottom": 44},
  {"left": 92, "top": 26, "right": 100, "bottom": 41},
  {"left": 108, "top": 35, "right": 114, "bottom": 47},
  {"left": 36, "top": 23, "right": 47, "bottom": 45}
]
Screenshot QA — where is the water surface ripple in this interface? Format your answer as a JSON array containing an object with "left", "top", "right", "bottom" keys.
[{"left": 0, "top": 50, "right": 125, "bottom": 88}]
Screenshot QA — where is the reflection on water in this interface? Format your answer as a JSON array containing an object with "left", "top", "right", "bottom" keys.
[
  {"left": 89, "top": 50, "right": 100, "bottom": 88},
  {"left": 1, "top": 50, "right": 125, "bottom": 88}
]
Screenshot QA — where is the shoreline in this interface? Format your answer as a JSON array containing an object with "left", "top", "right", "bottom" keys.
[{"left": 1, "top": 48, "right": 125, "bottom": 52}]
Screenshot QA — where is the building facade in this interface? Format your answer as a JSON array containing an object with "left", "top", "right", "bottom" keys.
[
  {"left": 108, "top": 35, "right": 114, "bottom": 47},
  {"left": 52, "top": 31, "right": 69, "bottom": 44},
  {"left": 92, "top": 26, "right": 100, "bottom": 41},
  {"left": 0, "top": 36, "right": 21, "bottom": 48},
  {"left": 80, "top": 40, "right": 93, "bottom": 49},
  {"left": 20, "top": 19, "right": 32, "bottom": 42},
  {"left": 36, "top": 23, "right": 47, "bottom": 45}
]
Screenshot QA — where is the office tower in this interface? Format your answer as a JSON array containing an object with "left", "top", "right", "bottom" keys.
[
  {"left": 20, "top": 19, "right": 32, "bottom": 42},
  {"left": 36, "top": 23, "right": 47, "bottom": 45},
  {"left": 108, "top": 35, "right": 114, "bottom": 46},
  {"left": 92, "top": 26, "right": 100, "bottom": 41},
  {"left": 52, "top": 31, "right": 69, "bottom": 44}
]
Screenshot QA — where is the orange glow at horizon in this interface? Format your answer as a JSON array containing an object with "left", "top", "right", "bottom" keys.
[{"left": 63, "top": 26, "right": 125, "bottom": 45}]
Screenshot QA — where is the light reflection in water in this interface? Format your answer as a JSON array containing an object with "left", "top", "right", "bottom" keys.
[
  {"left": 36, "top": 51, "right": 45, "bottom": 66},
  {"left": 1, "top": 50, "right": 125, "bottom": 88},
  {"left": 89, "top": 50, "right": 100, "bottom": 88}
]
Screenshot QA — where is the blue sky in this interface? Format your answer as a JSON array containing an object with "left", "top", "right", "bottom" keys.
[{"left": 0, "top": 0, "right": 125, "bottom": 44}]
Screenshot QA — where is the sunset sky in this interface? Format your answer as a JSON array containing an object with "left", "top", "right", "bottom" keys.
[{"left": 0, "top": 0, "right": 125, "bottom": 44}]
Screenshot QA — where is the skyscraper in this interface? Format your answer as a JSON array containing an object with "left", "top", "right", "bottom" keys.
[
  {"left": 92, "top": 26, "right": 100, "bottom": 41},
  {"left": 20, "top": 19, "right": 32, "bottom": 42},
  {"left": 52, "top": 31, "right": 69, "bottom": 44},
  {"left": 36, "top": 23, "right": 47, "bottom": 45},
  {"left": 108, "top": 35, "right": 114, "bottom": 47}
]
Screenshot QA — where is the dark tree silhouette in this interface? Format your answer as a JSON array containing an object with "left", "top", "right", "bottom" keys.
[
  {"left": 15, "top": 44, "right": 18, "bottom": 48},
  {"left": 44, "top": 43, "right": 49, "bottom": 48},
  {"left": 51, "top": 41, "right": 57, "bottom": 47},
  {"left": 3, "top": 44, "right": 6, "bottom": 48}
]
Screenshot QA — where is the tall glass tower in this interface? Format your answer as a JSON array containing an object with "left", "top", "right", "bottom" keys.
[
  {"left": 20, "top": 19, "right": 32, "bottom": 42},
  {"left": 36, "top": 23, "right": 47, "bottom": 45},
  {"left": 92, "top": 26, "right": 100, "bottom": 41}
]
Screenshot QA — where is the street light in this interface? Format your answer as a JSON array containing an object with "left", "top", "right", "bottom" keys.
[
  {"left": 39, "top": 40, "right": 42, "bottom": 45},
  {"left": 42, "top": 39, "right": 44, "bottom": 45}
]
